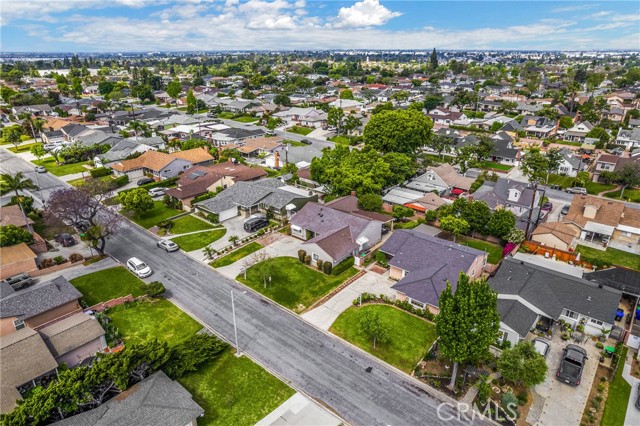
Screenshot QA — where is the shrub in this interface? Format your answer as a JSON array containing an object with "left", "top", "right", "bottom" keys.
[
  {"left": 517, "top": 390, "right": 528, "bottom": 406},
  {"left": 298, "top": 249, "right": 306, "bottom": 263},
  {"left": 206, "top": 213, "right": 219, "bottom": 224},
  {"left": 163, "top": 334, "right": 228, "bottom": 379},
  {"left": 332, "top": 256, "right": 354, "bottom": 275},
  {"left": 146, "top": 281, "right": 166, "bottom": 298},
  {"left": 322, "top": 261, "right": 333, "bottom": 275},
  {"left": 375, "top": 251, "right": 388, "bottom": 267},
  {"left": 501, "top": 392, "right": 518, "bottom": 418},
  {"left": 316, "top": 259, "right": 324, "bottom": 270},
  {"left": 0, "top": 224, "right": 34, "bottom": 247},
  {"left": 41, "top": 258, "right": 55, "bottom": 268},
  {"left": 477, "top": 380, "right": 490, "bottom": 404},
  {"left": 357, "top": 194, "right": 383, "bottom": 211},
  {"left": 90, "top": 167, "right": 111, "bottom": 178},
  {"left": 69, "top": 253, "right": 84, "bottom": 263},
  {"left": 304, "top": 255, "right": 311, "bottom": 265},
  {"left": 193, "top": 191, "right": 216, "bottom": 203},
  {"left": 112, "top": 174, "right": 129, "bottom": 187},
  {"left": 425, "top": 210, "right": 438, "bottom": 222},
  {"left": 53, "top": 255, "right": 66, "bottom": 265},
  {"left": 8, "top": 195, "right": 34, "bottom": 214}
]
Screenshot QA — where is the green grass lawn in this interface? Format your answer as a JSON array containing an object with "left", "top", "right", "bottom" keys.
[
  {"left": 179, "top": 349, "right": 295, "bottom": 426},
  {"left": 70, "top": 266, "right": 148, "bottom": 306},
  {"left": 459, "top": 237, "right": 503, "bottom": 264},
  {"left": 287, "top": 126, "right": 313, "bottom": 136},
  {"left": 421, "top": 153, "right": 454, "bottom": 164},
  {"left": 169, "top": 215, "right": 214, "bottom": 235},
  {"left": 546, "top": 174, "right": 616, "bottom": 195},
  {"left": 108, "top": 299, "right": 203, "bottom": 346},
  {"left": 237, "top": 257, "right": 357, "bottom": 311},
  {"left": 584, "top": 181, "right": 616, "bottom": 194},
  {"left": 130, "top": 201, "right": 181, "bottom": 229},
  {"left": 601, "top": 347, "right": 631, "bottom": 426},
  {"left": 232, "top": 115, "right": 259, "bottom": 123},
  {"left": 330, "top": 305, "right": 437, "bottom": 373},
  {"left": 171, "top": 229, "right": 227, "bottom": 251},
  {"left": 283, "top": 139, "right": 306, "bottom": 147},
  {"left": 480, "top": 161, "right": 513, "bottom": 171},
  {"left": 210, "top": 242, "right": 263, "bottom": 268},
  {"left": 328, "top": 135, "right": 351, "bottom": 145},
  {"left": 31, "top": 158, "right": 89, "bottom": 176},
  {"left": 605, "top": 188, "right": 640, "bottom": 203},
  {"left": 8, "top": 142, "right": 42, "bottom": 153},
  {"left": 576, "top": 245, "right": 640, "bottom": 270},
  {"left": 218, "top": 112, "right": 235, "bottom": 119}
]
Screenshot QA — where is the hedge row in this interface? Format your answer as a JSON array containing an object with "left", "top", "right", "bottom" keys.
[
  {"left": 90, "top": 167, "right": 111, "bottom": 178},
  {"left": 353, "top": 292, "right": 436, "bottom": 322},
  {"left": 332, "top": 256, "right": 354, "bottom": 276}
]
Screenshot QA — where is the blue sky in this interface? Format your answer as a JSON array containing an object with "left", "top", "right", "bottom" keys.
[{"left": 1, "top": 1, "right": 639, "bottom": 52}]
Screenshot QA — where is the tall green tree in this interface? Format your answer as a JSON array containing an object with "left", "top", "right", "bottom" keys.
[
  {"left": 436, "top": 273, "right": 500, "bottom": 389},
  {"left": 487, "top": 209, "right": 516, "bottom": 240},
  {"left": 363, "top": 109, "right": 432, "bottom": 154},
  {"left": 30, "top": 144, "right": 47, "bottom": 162},
  {"left": 186, "top": 89, "right": 197, "bottom": 114},
  {"left": 461, "top": 201, "right": 492, "bottom": 235},
  {"left": 118, "top": 188, "right": 154, "bottom": 216},
  {"left": 3, "top": 126, "right": 22, "bottom": 150},
  {"left": 615, "top": 163, "right": 640, "bottom": 198},
  {"left": 359, "top": 308, "right": 390, "bottom": 349},
  {"left": 439, "top": 216, "right": 469, "bottom": 242},
  {"left": 520, "top": 149, "right": 549, "bottom": 183},
  {"left": 0, "top": 224, "right": 34, "bottom": 247},
  {"left": 339, "top": 89, "right": 354, "bottom": 99},
  {"left": 429, "top": 48, "right": 438, "bottom": 70},
  {"left": 498, "top": 341, "right": 547, "bottom": 387},
  {"left": 327, "top": 107, "right": 344, "bottom": 134},
  {"left": 166, "top": 80, "right": 181, "bottom": 103}
]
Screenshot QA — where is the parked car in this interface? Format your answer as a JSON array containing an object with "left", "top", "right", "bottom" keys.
[
  {"left": 532, "top": 338, "right": 551, "bottom": 357},
  {"left": 148, "top": 187, "right": 166, "bottom": 197},
  {"left": 541, "top": 202, "right": 553, "bottom": 211},
  {"left": 126, "top": 257, "right": 153, "bottom": 278},
  {"left": 245, "top": 213, "right": 266, "bottom": 222},
  {"left": 157, "top": 240, "right": 179, "bottom": 252},
  {"left": 243, "top": 217, "right": 269, "bottom": 233},
  {"left": 34, "top": 165, "right": 47, "bottom": 173},
  {"left": 75, "top": 220, "right": 91, "bottom": 233},
  {"left": 54, "top": 233, "right": 76, "bottom": 247},
  {"left": 548, "top": 184, "right": 560, "bottom": 190},
  {"left": 0, "top": 273, "right": 35, "bottom": 291},
  {"left": 137, "top": 177, "right": 154, "bottom": 186},
  {"left": 300, "top": 139, "right": 311, "bottom": 145},
  {"left": 566, "top": 187, "right": 587, "bottom": 195},
  {"left": 556, "top": 344, "right": 588, "bottom": 386},
  {"left": 561, "top": 204, "right": 570, "bottom": 215}
]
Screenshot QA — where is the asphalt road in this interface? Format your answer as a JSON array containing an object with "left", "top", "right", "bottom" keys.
[{"left": 2, "top": 138, "right": 485, "bottom": 426}]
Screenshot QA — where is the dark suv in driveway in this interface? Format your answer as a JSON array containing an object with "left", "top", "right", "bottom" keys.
[{"left": 557, "top": 344, "right": 588, "bottom": 386}]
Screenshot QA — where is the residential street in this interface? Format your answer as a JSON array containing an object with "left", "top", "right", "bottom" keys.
[{"left": 2, "top": 148, "right": 484, "bottom": 425}]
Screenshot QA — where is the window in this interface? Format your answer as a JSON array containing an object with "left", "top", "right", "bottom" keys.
[
  {"left": 471, "top": 269, "right": 476, "bottom": 277},
  {"left": 409, "top": 299, "right": 425, "bottom": 309},
  {"left": 590, "top": 318, "right": 603, "bottom": 326},
  {"left": 312, "top": 253, "right": 319, "bottom": 261},
  {"left": 13, "top": 319, "right": 25, "bottom": 330},
  {"left": 563, "top": 309, "right": 578, "bottom": 319}
]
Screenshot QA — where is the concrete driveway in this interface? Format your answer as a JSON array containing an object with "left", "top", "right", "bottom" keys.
[
  {"left": 623, "top": 359, "right": 640, "bottom": 426},
  {"left": 528, "top": 333, "right": 600, "bottom": 426},
  {"left": 301, "top": 269, "right": 397, "bottom": 330}
]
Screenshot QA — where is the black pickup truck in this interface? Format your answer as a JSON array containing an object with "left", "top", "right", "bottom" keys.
[{"left": 556, "top": 344, "right": 588, "bottom": 386}]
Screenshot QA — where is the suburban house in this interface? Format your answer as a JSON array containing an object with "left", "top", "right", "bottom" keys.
[
  {"left": 602, "top": 107, "right": 625, "bottom": 123},
  {"left": 0, "top": 243, "right": 38, "bottom": 280},
  {"left": 165, "top": 162, "right": 267, "bottom": 209},
  {"left": 530, "top": 222, "right": 580, "bottom": 252},
  {"left": 403, "top": 192, "right": 447, "bottom": 215},
  {"left": 12, "top": 104, "right": 53, "bottom": 116},
  {"left": 109, "top": 147, "right": 214, "bottom": 181},
  {"left": 236, "top": 136, "right": 284, "bottom": 159},
  {"left": 37, "top": 312, "right": 106, "bottom": 366},
  {"left": 273, "top": 107, "right": 328, "bottom": 128},
  {"left": 520, "top": 116, "right": 557, "bottom": 139},
  {"left": 379, "top": 229, "right": 488, "bottom": 314},
  {"left": 211, "top": 127, "right": 265, "bottom": 146},
  {"left": 426, "top": 108, "right": 466, "bottom": 125},
  {"left": 490, "top": 257, "right": 621, "bottom": 347},
  {"left": 404, "top": 164, "right": 474, "bottom": 197},
  {"left": 563, "top": 121, "right": 594, "bottom": 142},
  {"left": 615, "top": 127, "right": 640, "bottom": 150},
  {"left": 97, "top": 137, "right": 166, "bottom": 165},
  {"left": 290, "top": 202, "right": 383, "bottom": 266},
  {"left": 592, "top": 151, "right": 640, "bottom": 182},
  {"left": 51, "top": 371, "right": 204, "bottom": 426},
  {"left": 562, "top": 195, "right": 640, "bottom": 253},
  {"left": 489, "top": 138, "right": 521, "bottom": 166},
  {"left": 556, "top": 148, "right": 582, "bottom": 177},
  {"left": 473, "top": 178, "right": 540, "bottom": 217},
  {"left": 195, "top": 178, "right": 316, "bottom": 222},
  {"left": 325, "top": 194, "right": 393, "bottom": 223}
]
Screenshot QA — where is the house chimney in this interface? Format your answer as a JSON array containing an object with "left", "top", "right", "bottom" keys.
[{"left": 274, "top": 151, "right": 280, "bottom": 169}]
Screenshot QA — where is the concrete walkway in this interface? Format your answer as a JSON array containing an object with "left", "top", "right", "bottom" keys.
[
  {"left": 622, "top": 356, "right": 640, "bottom": 426},
  {"left": 460, "top": 372, "right": 501, "bottom": 405},
  {"left": 35, "top": 257, "right": 119, "bottom": 283},
  {"left": 256, "top": 392, "right": 342, "bottom": 426},
  {"left": 300, "top": 269, "right": 397, "bottom": 330}
]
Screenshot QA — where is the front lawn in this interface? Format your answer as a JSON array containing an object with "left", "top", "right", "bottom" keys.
[
  {"left": 218, "top": 112, "right": 235, "bottom": 119},
  {"left": 232, "top": 115, "right": 259, "bottom": 123},
  {"left": 171, "top": 229, "right": 227, "bottom": 251},
  {"left": 605, "top": 188, "right": 640, "bottom": 203},
  {"left": 236, "top": 257, "right": 357, "bottom": 311},
  {"left": 330, "top": 305, "right": 437, "bottom": 373},
  {"left": 179, "top": 349, "right": 295, "bottom": 426},
  {"left": 328, "top": 135, "right": 351, "bottom": 145},
  {"left": 107, "top": 299, "right": 203, "bottom": 346},
  {"left": 70, "top": 266, "right": 148, "bottom": 306},
  {"left": 283, "top": 139, "right": 306, "bottom": 147},
  {"left": 601, "top": 346, "right": 631, "bottom": 426},
  {"left": 576, "top": 245, "right": 640, "bottom": 271},
  {"left": 546, "top": 174, "right": 616, "bottom": 195},
  {"left": 459, "top": 237, "right": 503, "bottom": 264},
  {"left": 287, "top": 125, "right": 313, "bottom": 136},
  {"left": 480, "top": 161, "right": 512, "bottom": 171},
  {"left": 169, "top": 215, "right": 214, "bottom": 234},
  {"left": 210, "top": 242, "right": 263, "bottom": 268},
  {"left": 130, "top": 201, "right": 181, "bottom": 229},
  {"left": 31, "top": 158, "right": 89, "bottom": 176},
  {"left": 8, "top": 142, "right": 42, "bottom": 153}
]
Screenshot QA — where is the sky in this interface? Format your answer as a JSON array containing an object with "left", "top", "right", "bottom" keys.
[{"left": 1, "top": 0, "right": 639, "bottom": 52}]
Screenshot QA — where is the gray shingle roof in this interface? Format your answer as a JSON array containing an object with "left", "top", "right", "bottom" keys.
[
  {"left": 39, "top": 313, "right": 105, "bottom": 358},
  {"left": 0, "top": 276, "right": 81, "bottom": 320},
  {"left": 497, "top": 299, "right": 538, "bottom": 338},
  {"left": 474, "top": 178, "right": 535, "bottom": 211},
  {"left": 380, "top": 230, "right": 486, "bottom": 306},
  {"left": 490, "top": 257, "right": 622, "bottom": 324},
  {"left": 52, "top": 371, "right": 204, "bottom": 426},
  {"left": 583, "top": 267, "right": 640, "bottom": 297},
  {"left": 0, "top": 327, "right": 58, "bottom": 388}
]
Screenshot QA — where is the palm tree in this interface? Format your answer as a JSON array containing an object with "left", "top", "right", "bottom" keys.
[
  {"left": 228, "top": 235, "right": 239, "bottom": 246},
  {"left": 127, "top": 120, "right": 143, "bottom": 141},
  {"left": 1, "top": 172, "right": 37, "bottom": 234}
]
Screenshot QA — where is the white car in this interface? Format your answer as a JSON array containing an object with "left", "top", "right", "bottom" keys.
[
  {"left": 157, "top": 240, "right": 179, "bottom": 252},
  {"left": 34, "top": 166, "right": 47, "bottom": 173},
  {"left": 148, "top": 187, "right": 166, "bottom": 197},
  {"left": 126, "top": 257, "right": 153, "bottom": 278}
]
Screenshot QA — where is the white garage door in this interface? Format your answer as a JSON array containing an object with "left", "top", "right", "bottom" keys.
[{"left": 219, "top": 207, "right": 239, "bottom": 222}]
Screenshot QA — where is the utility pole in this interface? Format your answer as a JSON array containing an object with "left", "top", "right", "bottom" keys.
[
  {"left": 524, "top": 181, "right": 538, "bottom": 240},
  {"left": 231, "top": 289, "right": 241, "bottom": 357}
]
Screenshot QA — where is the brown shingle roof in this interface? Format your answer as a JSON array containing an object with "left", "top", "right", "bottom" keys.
[
  {"left": 111, "top": 148, "right": 213, "bottom": 172},
  {"left": 171, "top": 147, "right": 213, "bottom": 164},
  {"left": 39, "top": 313, "right": 105, "bottom": 358},
  {"left": 563, "top": 195, "right": 625, "bottom": 228},
  {"left": 620, "top": 207, "right": 640, "bottom": 229},
  {"left": 532, "top": 222, "right": 579, "bottom": 245},
  {"left": 428, "top": 163, "right": 475, "bottom": 191},
  {"left": 0, "top": 327, "right": 58, "bottom": 387},
  {"left": 237, "top": 137, "right": 283, "bottom": 154},
  {"left": 0, "top": 243, "right": 36, "bottom": 267},
  {"left": 0, "top": 205, "right": 35, "bottom": 228}
]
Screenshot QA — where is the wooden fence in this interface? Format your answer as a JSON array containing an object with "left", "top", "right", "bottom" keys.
[{"left": 521, "top": 241, "right": 593, "bottom": 269}]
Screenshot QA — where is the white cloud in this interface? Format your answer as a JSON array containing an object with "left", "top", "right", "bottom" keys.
[
  {"left": 332, "top": 0, "right": 401, "bottom": 28},
  {"left": 552, "top": 4, "right": 598, "bottom": 13}
]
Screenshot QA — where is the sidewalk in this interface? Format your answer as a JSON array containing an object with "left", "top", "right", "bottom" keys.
[
  {"left": 622, "top": 355, "right": 640, "bottom": 426},
  {"left": 35, "top": 257, "right": 118, "bottom": 283}
]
